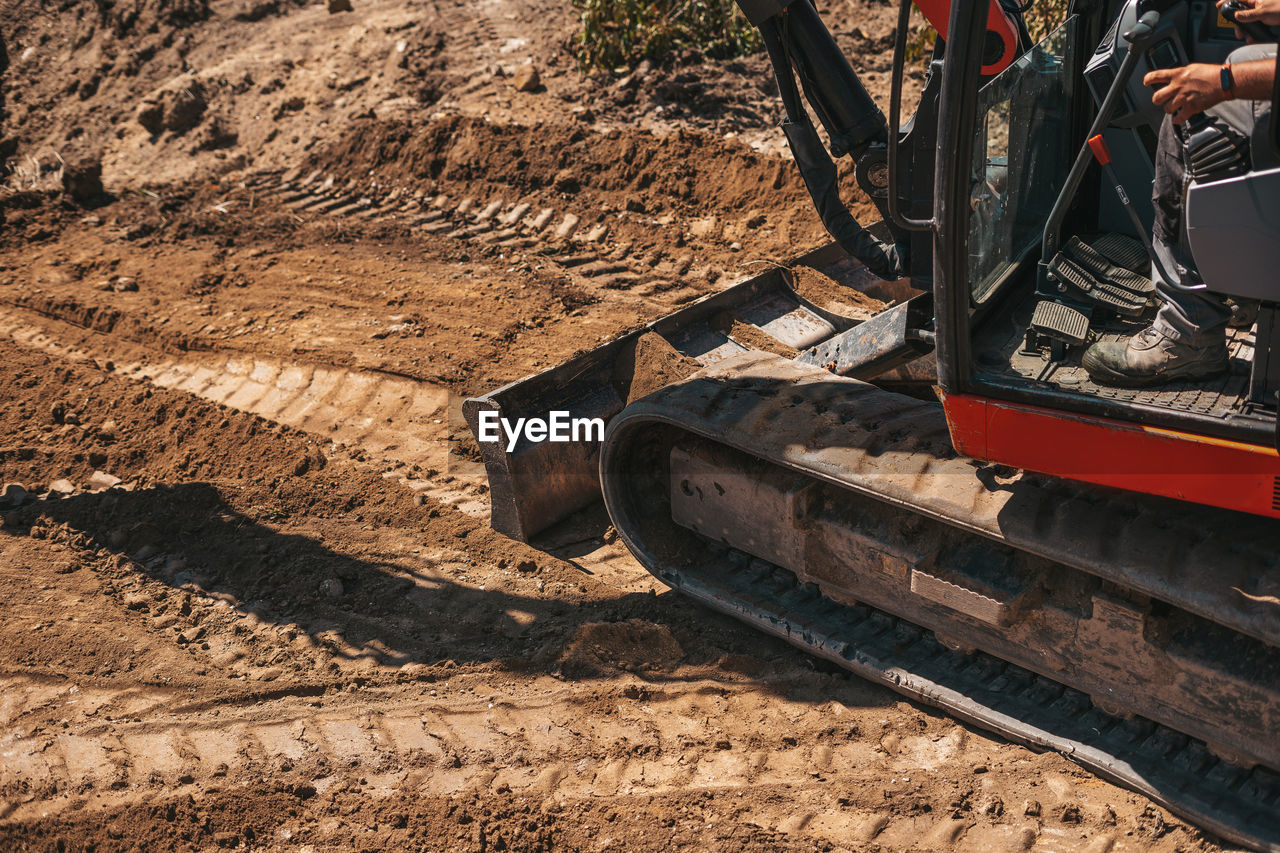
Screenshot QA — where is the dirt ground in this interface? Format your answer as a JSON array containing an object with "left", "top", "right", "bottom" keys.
[{"left": 0, "top": 0, "right": 1231, "bottom": 850}]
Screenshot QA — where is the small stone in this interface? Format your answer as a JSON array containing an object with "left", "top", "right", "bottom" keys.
[
  {"left": 96, "top": 420, "right": 119, "bottom": 442},
  {"left": 511, "top": 64, "right": 540, "bottom": 92},
  {"left": 1024, "top": 800, "right": 1041, "bottom": 817},
  {"left": 48, "top": 479, "right": 76, "bottom": 495},
  {"left": 320, "top": 578, "right": 344, "bottom": 598},
  {"left": 179, "top": 626, "right": 206, "bottom": 644},
  {"left": 61, "top": 157, "right": 104, "bottom": 204},
  {"left": 327, "top": 0, "right": 353, "bottom": 11},
  {"left": 87, "top": 470, "right": 121, "bottom": 491},
  {"left": 81, "top": 215, "right": 103, "bottom": 227},
  {"left": 515, "top": 559, "right": 538, "bottom": 573},
  {"left": 2, "top": 483, "right": 27, "bottom": 508},
  {"left": 553, "top": 168, "right": 579, "bottom": 193},
  {"left": 112, "top": 277, "right": 138, "bottom": 293}
]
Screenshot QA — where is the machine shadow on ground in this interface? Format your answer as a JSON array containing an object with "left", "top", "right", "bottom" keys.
[{"left": 0, "top": 482, "right": 898, "bottom": 709}]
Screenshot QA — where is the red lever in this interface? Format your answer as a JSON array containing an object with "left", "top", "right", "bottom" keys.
[{"left": 1088, "top": 134, "right": 1112, "bottom": 166}]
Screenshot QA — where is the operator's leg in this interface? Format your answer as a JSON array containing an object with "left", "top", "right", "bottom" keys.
[
  {"left": 1153, "top": 43, "right": 1277, "bottom": 339},
  {"left": 1083, "top": 44, "right": 1274, "bottom": 387},
  {"left": 1147, "top": 114, "right": 1233, "bottom": 347},
  {"left": 1083, "top": 115, "right": 1231, "bottom": 386}
]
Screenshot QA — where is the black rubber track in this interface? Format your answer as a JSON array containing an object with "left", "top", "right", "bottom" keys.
[
  {"left": 599, "top": 351, "right": 1280, "bottom": 851},
  {"left": 666, "top": 549, "right": 1280, "bottom": 852}
]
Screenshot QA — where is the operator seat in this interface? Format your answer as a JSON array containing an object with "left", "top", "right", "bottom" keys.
[{"left": 1184, "top": 49, "right": 1280, "bottom": 407}]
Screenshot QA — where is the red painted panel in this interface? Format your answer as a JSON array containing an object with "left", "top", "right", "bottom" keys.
[
  {"left": 912, "top": 0, "right": 1019, "bottom": 75},
  {"left": 942, "top": 393, "right": 1280, "bottom": 519}
]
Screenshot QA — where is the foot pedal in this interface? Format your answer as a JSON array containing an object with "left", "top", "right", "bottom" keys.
[
  {"left": 1090, "top": 232, "right": 1149, "bottom": 274},
  {"left": 1045, "top": 236, "right": 1154, "bottom": 317},
  {"left": 1066, "top": 237, "right": 1155, "bottom": 298},
  {"left": 1026, "top": 299, "right": 1090, "bottom": 360},
  {"left": 1047, "top": 254, "right": 1147, "bottom": 316}
]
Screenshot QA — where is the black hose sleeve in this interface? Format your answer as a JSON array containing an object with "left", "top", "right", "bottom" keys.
[
  {"left": 782, "top": 119, "right": 906, "bottom": 280},
  {"left": 761, "top": 17, "right": 905, "bottom": 280},
  {"left": 761, "top": 18, "right": 806, "bottom": 124}
]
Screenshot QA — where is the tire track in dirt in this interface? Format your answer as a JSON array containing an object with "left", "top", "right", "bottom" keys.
[
  {"left": 0, "top": 670, "right": 1146, "bottom": 851},
  {"left": 0, "top": 306, "right": 489, "bottom": 517},
  {"left": 0, "top": 156, "right": 760, "bottom": 521},
  {"left": 241, "top": 166, "right": 733, "bottom": 303}
]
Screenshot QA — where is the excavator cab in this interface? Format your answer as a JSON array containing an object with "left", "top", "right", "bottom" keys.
[
  {"left": 925, "top": 0, "right": 1280, "bottom": 519},
  {"left": 463, "top": 1, "right": 1280, "bottom": 847}
]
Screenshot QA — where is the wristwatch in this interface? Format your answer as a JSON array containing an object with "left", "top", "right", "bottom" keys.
[{"left": 1221, "top": 63, "right": 1236, "bottom": 99}]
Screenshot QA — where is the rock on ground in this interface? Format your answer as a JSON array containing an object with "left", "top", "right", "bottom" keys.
[
  {"left": 61, "top": 158, "right": 104, "bottom": 204},
  {"left": 511, "top": 64, "right": 540, "bottom": 92}
]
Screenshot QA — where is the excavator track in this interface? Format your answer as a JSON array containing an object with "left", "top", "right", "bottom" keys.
[{"left": 598, "top": 350, "right": 1280, "bottom": 852}]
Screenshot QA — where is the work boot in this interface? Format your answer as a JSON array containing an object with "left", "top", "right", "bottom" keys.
[{"left": 1082, "top": 326, "right": 1228, "bottom": 387}]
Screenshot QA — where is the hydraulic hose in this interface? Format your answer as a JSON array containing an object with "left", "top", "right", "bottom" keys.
[{"left": 759, "top": 12, "right": 906, "bottom": 280}]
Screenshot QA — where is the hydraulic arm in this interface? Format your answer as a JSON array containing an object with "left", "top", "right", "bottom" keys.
[{"left": 730, "top": 0, "right": 1022, "bottom": 279}]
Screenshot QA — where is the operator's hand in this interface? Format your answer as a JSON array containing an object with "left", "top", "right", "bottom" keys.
[
  {"left": 1217, "top": 0, "right": 1280, "bottom": 27},
  {"left": 1144, "top": 64, "right": 1226, "bottom": 124}
]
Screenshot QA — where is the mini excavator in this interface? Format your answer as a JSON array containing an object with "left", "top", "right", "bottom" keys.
[{"left": 465, "top": 0, "right": 1280, "bottom": 846}]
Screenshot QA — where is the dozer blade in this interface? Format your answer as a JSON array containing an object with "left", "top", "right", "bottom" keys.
[
  {"left": 599, "top": 350, "right": 1280, "bottom": 853},
  {"left": 463, "top": 242, "right": 926, "bottom": 541}
]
